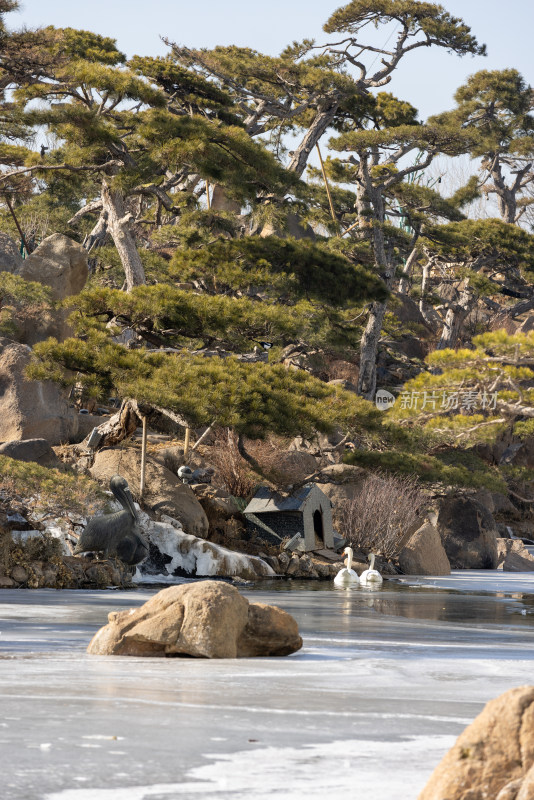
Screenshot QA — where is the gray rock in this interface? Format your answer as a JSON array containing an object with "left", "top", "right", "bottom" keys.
[
  {"left": 0, "top": 337, "right": 78, "bottom": 445},
  {"left": 0, "top": 438, "right": 61, "bottom": 468},
  {"left": 0, "top": 232, "right": 24, "bottom": 273},
  {"left": 497, "top": 538, "right": 534, "bottom": 572},
  {"left": 436, "top": 496, "right": 499, "bottom": 569}
]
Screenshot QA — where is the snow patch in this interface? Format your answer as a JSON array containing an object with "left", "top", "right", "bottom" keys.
[
  {"left": 136, "top": 512, "right": 275, "bottom": 582},
  {"left": 43, "top": 735, "right": 455, "bottom": 800}
]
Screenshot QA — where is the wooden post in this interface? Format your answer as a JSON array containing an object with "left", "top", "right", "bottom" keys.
[
  {"left": 316, "top": 143, "right": 338, "bottom": 230},
  {"left": 191, "top": 422, "right": 214, "bottom": 452},
  {"left": 139, "top": 415, "right": 147, "bottom": 499},
  {"left": 184, "top": 426, "right": 191, "bottom": 460},
  {"left": 205, "top": 180, "right": 211, "bottom": 210},
  {"left": 341, "top": 218, "right": 361, "bottom": 238}
]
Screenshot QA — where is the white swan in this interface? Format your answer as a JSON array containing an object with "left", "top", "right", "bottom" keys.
[
  {"left": 334, "top": 546, "right": 360, "bottom": 588},
  {"left": 359, "top": 553, "right": 383, "bottom": 587}
]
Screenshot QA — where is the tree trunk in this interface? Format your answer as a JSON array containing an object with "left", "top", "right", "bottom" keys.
[
  {"left": 356, "top": 298, "right": 389, "bottom": 400},
  {"left": 356, "top": 176, "right": 392, "bottom": 401},
  {"left": 288, "top": 105, "right": 338, "bottom": 177},
  {"left": 436, "top": 290, "right": 473, "bottom": 350},
  {"left": 488, "top": 157, "right": 517, "bottom": 224},
  {"left": 398, "top": 244, "right": 419, "bottom": 295},
  {"left": 101, "top": 178, "right": 146, "bottom": 291},
  {"left": 418, "top": 263, "right": 442, "bottom": 329},
  {"left": 83, "top": 211, "right": 108, "bottom": 253}
]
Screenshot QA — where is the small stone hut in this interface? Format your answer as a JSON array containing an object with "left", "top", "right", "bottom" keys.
[{"left": 243, "top": 485, "right": 334, "bottom": 552}]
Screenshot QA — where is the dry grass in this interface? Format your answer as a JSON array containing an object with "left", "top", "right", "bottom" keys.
[
  {"left": 335, "top": 472, "right": 427, "bottom": 559},
  {"left": 209, "top": 429, "right": 258, "bottom": 499}
]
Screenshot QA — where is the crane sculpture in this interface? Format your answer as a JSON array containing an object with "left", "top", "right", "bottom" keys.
[{"left": 73, "top": 475, "right": 149, "bottom": 566}]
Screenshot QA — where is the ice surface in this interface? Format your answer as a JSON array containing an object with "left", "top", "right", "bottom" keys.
[{"left": 1, "top": 572, "right": 534, "bottom": 799}]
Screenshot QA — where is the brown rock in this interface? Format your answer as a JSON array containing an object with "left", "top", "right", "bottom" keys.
[
  {"left": 274, "top": 451, "right": 319, "bottom": 483},
  {"left": 87, "top": 580, "right": 302, "bottom": 658},
  {"left": 419, "top": 686, "right": 534, "bottom": 800},
  {"left": 0, "top": 337, "right": 78, "bottom": 444},
  {"left": 237, "top": 602, "right": 303, "bottom": 656},
  {"left": 210, "top": 184, "right": 242, "bottom": 214},
  {"left": 312, "top": 560, "right": 331, "bottom": 578},
  {"left": 278, "top": 551, "right": 290, "bottom": 573},
  {"left": 518, "top": 767, "right": 534, "bottom": 799},
  {"left": 436, "top": 496, "right": 498, "bottom": 569},
  {"left": 17, "top": 234, "right": 88, "bottom": 301},
  {"left": 90, "top": 447, "right": 209, "bottom": 538},
  {"left": 398, "top": 522, "right": 451, "bottom": 576},
  {"left": 0, "top": 575, "right": 16, "bottom": 588},
  {"left": 317, "top": 464, "right": 368, "bottom": 505},
  {"left": 286, "top": 554, "right": 301, "bottom": 576},
  {"left": 392, "top": 291, "right": 434, "bottom": 333}
]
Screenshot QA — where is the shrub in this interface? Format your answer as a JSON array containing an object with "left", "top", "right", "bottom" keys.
[
  {"left": 208, "top": 429, "right": 258, "bottom": 499},
  {"left": 335, "top": 472, "right": 427, "bottom": 559}
]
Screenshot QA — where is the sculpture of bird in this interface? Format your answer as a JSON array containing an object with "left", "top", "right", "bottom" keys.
[{"left": 73, "top": 475, "right": 148, "bottom": 566}]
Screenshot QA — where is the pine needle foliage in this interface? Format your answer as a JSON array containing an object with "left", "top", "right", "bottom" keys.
[
  {"left": 169, "top": 236, "right": 387, "bottom": 305},
  {"left": 28, "top": 336, "right": 381, "bottom": 439},
  {"left": 388, "top": 330, "right": 534, "bottom": 446}
]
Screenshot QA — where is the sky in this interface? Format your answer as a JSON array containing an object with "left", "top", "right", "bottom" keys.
[{"left": 12, "top": 0, "right": 534, "bottom": 121}]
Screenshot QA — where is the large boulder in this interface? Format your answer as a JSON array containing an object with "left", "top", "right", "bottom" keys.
[
  {"left": 496, "top": 539, "right": 534, "bottom": 572},
  {"left": 398, "top": 521, "right": 451, "bottom": 576},
  {"left": 419, "top": 686, "right": 534, "bottom": 800},
  {"left": 90, "top": 447, "right": 209, "bottom": 539},
  {"left": 0, "top": 438, "right": 61, "bottom": 468},
  {"left": 0, "top": 232, "right": 24, "bottom": 273},
  {"left": 436, "top": 496, "right": 499, "bottom": 569},
  {"left": 17, "top": 233, "right": 88, "bottom": 300},
  {"left": 316, "top": 464, "right": 368, "bottom": 505},
  {"left": 0, "top": 337, "right": 78, "bottom": 444},
  {"left": 87, "top": 580, "right": 303, "bottom": 658}
]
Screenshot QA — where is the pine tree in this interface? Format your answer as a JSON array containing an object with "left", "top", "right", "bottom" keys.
[
  {"left": 419, "top": 218, "right": 534, "bottom": 349},
  {"left": 8, "top": 29, "right": 297, "bottom": 289},
  {"left": 430, "top": 69, "right": 534, "bottom": 225},
  {"left": 328, "top": 104, "right": 477, "bottom": 399},
  {"left": 168, "top": 0, "right": 485, "bottom": 178},
  {"left": 388, "top": 329, "right": 534, "bottom": 448}
]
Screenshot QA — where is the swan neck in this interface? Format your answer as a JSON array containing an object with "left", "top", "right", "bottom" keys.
[
  {"left": 369, "top": 553, "right": 375, "bottom": 570},
  {"left": 346, "top": 547, "right": 353, "bottom": 570}
]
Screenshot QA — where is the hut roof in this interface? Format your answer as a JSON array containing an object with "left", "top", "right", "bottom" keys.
[{"left": 243, "top": 484, "right": 331, "bottom": 515}]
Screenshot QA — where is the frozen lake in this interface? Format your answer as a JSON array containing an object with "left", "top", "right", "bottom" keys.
[{"left": 2, "top": 572, "right": 534, "bottom": 799}]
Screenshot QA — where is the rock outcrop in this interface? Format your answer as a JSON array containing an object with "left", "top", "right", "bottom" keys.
[
  {"left": 419, "top": 686, "right": 534, "bottom": 800},
  {"left": 87, "top": 580, "right": 303, "bottom": 658},
  {"left": 0, "top": 337, "right": 78, "bottom": 444},
  {"left": 0, "top": 232, "right": 24, "bottom": 273},
  {"left": 436, "top": 496, "right": 499, "bottom": 569},
  {"left": 90, "top": 447, "right": 209, "bottom": 539},
  {"left": 497, "top": 538, "right": 534, "bottom": 572},
  {"left": 16, "top": 233, "right": 88, "bottom": 300},
  {"left": 398, "top": 521, "right": 451, "bottom": 575}
]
